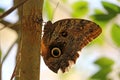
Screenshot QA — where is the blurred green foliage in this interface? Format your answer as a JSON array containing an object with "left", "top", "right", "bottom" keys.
[
  {"left": 90, "top": 57, "right": 114, "bottom": 80},
  {"left": 111, "top": 24, "right": 120, "bottom": 47},
  {"left": 102, "top": 1, "right": 120, "bottom": 14},
  {"left": 44, "top": 0, "right": 53, "bottom": 20},
  {"left": 94, "top": 57, "right": 114, "bottom": 68},
  {"left": 43, "top": 0, "right": 119, "bottom": 79},
  {"left": 0, "top": 8, "right": 4, "bottom": 13},
  {"left": 91, "top": 1, "right": 120, "bottom": 27},
  {"left": 71, "top": 1, "right": 89, "bottom": 17}
]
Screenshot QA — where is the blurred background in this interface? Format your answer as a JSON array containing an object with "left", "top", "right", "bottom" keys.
[{"left": 0, "top": 0, "right": 120, "bottom": 80}]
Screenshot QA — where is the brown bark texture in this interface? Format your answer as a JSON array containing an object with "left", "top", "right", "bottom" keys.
[{"left": 18, "top": 0, "right": 43, "bottom": 80}]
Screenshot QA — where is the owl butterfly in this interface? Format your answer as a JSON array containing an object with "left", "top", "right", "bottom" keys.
[{"left": 41, "top": 18, "right": 102, "bottom": 73}]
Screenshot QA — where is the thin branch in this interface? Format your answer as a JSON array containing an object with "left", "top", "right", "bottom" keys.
[
  {"left": 10, "top": 25, "right": 22, "bottom": 80},
  {"left": 0, "top": 20, "right": 11, "bottom": 26},
  {"left": 0, "top": 0, "right": 28, "bottom": 19},
  {"left": 0, "top": 22, "right": 19, "bottom": 31},
  {"left": 1, "top": 39, "right": 17, "bottom": 65},
  {"left": 10, "top": 51, "right": 21, "bottom": 80}
]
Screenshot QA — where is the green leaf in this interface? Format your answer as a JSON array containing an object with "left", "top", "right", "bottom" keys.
[
  {"left": 0, "top": 8, "right": 4, "bottom": 13},
  {"left": 90, "top": 2, "right": 120, "bottom": 25},
  {"left": 90, "top": 12, "right": 116, "bottom": 27},
  {"left": 111, "top": 24, "right": 120, "bottom": 47},
  {"left": 90, "top": 57, "right": 114, "bottom": 80},
  {"left": 91, "top": 68, "right": 112, "bottom": 80},
  {"left": 102, "top": 1, "right": 120, "bottom": 14},
  {"left": 94, "top": 57, "right": 114, "bottom": 68},
  {"left": 44, "top": 0, "right": 53, "bottom": 20},
  {"left": 94, "top": 9, "right": 105, "bottom": 14},
  {"left": 71, "top": 1, "right": 89, "bottom": 17},
  {"left": 90, "top": 17, "right": 108, "bottom": 28},
  {"left": 91, "top": 13, "right": 116, "bottom": 21},
  {"left": 90, "top": 14, "right": 110, "bottom": 28}
]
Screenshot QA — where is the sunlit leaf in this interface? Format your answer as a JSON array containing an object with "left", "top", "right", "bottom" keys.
[
  {"left": 91, "top": 68, "right": 112, "bottom": 80},
  {"left": 92, "top": 13, "right": 116, "bottom": 21},
  {"left": 94, "top": 9, "right": 105, "bottom": 14},
  {"left": 91, "top": 2, "right": 120, "bottom": 26},
  {"left": 44, "top": 0, "right": 53, "bottom": 20},
  {"left": 102, "top": 1, "right": 120, "bottom": 14},
  {"left": 90, "top": 57, "right": 114, "bottom": 80},
  {"left": 91, "top": 17, "right": 108, "bottom": 28},
  {"left": 90, "top": 13, "right": 116, "bottom": 28},
  {"left": 90, "top": 14, "right": 110, "bottom": 28},
  {"left": 71, "top": 1, "right": 89, "bottom": 17},
  {"left": 111, "top": 24, "right": 120, "bottom": 47},
  {"left": 94, "top": 57, "right": 114, "bottom": 68}
]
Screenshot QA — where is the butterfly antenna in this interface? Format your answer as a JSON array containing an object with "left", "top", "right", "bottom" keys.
[{"left": 51, "top": 1, "right": 60, "bottom": 21}]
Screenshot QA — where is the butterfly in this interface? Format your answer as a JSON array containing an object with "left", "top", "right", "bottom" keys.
[{"left": 41, "top": 18, "right": 102, "bottom": 73}]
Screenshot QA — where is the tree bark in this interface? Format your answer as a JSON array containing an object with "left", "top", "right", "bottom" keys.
[{"left": 18, "top": 0, "right": 43, "bottom": 80}]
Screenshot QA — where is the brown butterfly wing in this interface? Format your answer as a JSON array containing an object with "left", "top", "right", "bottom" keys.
[{"left": 42, "top": 19, "right": 102, "bottom": 73}]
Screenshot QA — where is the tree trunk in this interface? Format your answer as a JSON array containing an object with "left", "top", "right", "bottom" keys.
[{"left": 18, "top": 0, "right": 43, "bottom": 80}]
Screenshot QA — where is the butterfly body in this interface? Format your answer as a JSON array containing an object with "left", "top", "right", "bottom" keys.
[{"left": 42, "top": 18, "right": 102, "bottom": 73}]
